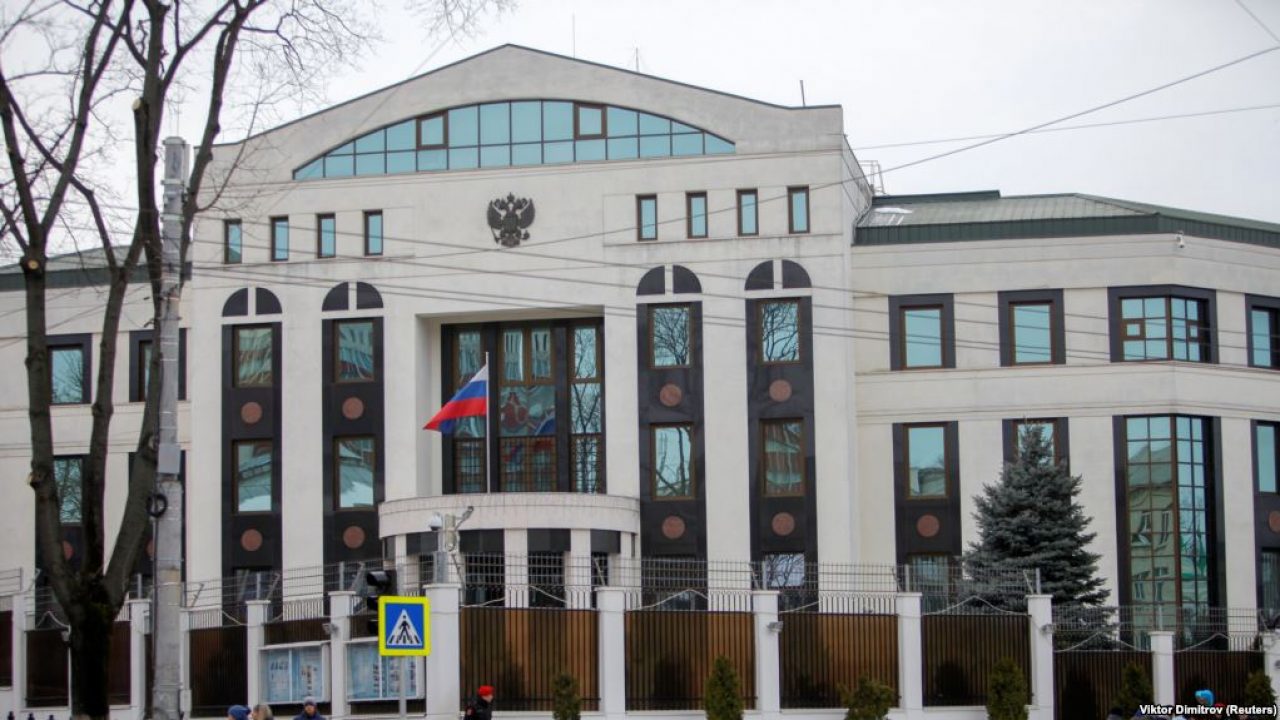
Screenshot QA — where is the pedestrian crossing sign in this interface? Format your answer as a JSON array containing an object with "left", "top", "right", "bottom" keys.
[{"left": 378, "top": 596, "right": 431, "bottom": 656}]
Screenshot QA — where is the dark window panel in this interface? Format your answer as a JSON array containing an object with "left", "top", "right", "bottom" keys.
[
  {"left": 737, "top": 189, "right": 758, "bottom": 236},
  {"left": 788, "top": 186, "right": 809, "bottom": 234},
  {"left": 652, "top": 424, "right": 694, "bottom": 499},
  {"left": 637, "top": 195, "right": 657, "bottom": 241}
]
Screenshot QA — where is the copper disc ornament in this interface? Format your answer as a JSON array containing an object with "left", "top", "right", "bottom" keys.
[
  {"left": 661, "top": 515, "right": 686, "bottom": 540},
  {"left": 342, "top": 396, "right": 365, "bottom": 420},
  {"left": 343, "top": 526, "right": 366, "bottom": 549},
  {"left": 771, "top": 512, "right": 796, "bottom": 537},
  {"left": 62, "top": 541, "right": 75, "bottom": 560},
  {"left": 240, "top": 529, "right": 263, "bottom": 552},
  {"left": 240, "top": 401, "right": 263, "bottom": 425},
  {"left": 916, "top": 514, "right": 941, "bottom": 538},
  {"left": 1269, "top": 511, "right": 1280, "bottom": 534},
  {"left": 659, "top": 383, "right": 683, "bottom": 407},
  {"left": 768, "top": 379, "right": 793, "bottom": 403}
]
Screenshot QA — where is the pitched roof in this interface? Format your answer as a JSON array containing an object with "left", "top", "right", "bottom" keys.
[{"left": 855, "top": 191, "right": 1280, "bottom": 248}]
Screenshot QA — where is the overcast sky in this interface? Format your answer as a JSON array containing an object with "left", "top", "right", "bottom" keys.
[{"left": 240, "top": 0, "right": 1278, "bottom": 224}]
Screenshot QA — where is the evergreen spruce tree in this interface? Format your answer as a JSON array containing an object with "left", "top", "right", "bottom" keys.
[
  {"left": 1113, "top": 661, "right": 1153, "bottom": 716},
  {"left": 965, "top": 424, "right": 1108, "bottom": 606},
  {"left": 552, "top": 673, "right": 581, "bottom": 720},
  {"left": 985, "top": 658, "right": 1029, "bottom": 720},
  {"left": 704, "top": 656, "right": 744, "bottom": 720}
]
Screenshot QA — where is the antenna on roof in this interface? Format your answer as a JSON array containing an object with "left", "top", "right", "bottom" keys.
[
  {"left": 572, "top": 15, "right": 576, "bottom": 58},
  {"left": 799, "top": 80, "right": 806, "bottom": 107}
]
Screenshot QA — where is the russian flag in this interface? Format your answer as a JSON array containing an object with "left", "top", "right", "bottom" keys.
[{"left": 424, "top": 364, "right": 488, "bottom": 433}]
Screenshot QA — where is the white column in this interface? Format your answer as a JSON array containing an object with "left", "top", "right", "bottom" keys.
[
  {"left": 423, "top": 584, "right": 461, "bottom": 720},
  {"left": 1149, "top": 631, "right": 1175, "bottom": 706},
  {"left": 566, "top": 530, "right": 593, "bottom": 610},
  {"left": 596, "top": 587, "right": 626, "bottom": 720},
  {"left": 505, "top": 531, "right": 529, "bottom": 608},
  {"left": 896, "top": 593, "right": 923, "bottom": 718},
  {"left": 246, "top": 600, "right": 270, "bottom": 707},
  {"left": 1266, "top": 631, "right": 1280, "bottom": 701},
  {"left": 329, "top": 591, "right": 354, "bottom": 717},
  {"left": 752, "top": 591, "right": 780, "bottom": 720},
  {"left": 12, "top": 593, "right": 27, "bottom": 712},
  {"left": 128, "top": 599, "right": 150, "bottom": 720},
  {"left": 1025, "top": 595, "right": 1054, "bottom": 720}
]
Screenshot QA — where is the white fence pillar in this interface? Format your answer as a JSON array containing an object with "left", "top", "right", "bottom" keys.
[
  {"left": 179, "top": 609, "right": 192, "bottom": 716},
  {"left": 1025, "top": 595, "right": 1054, "bottom": 720},
  {"left": 596, "top": 587, "right": 626, "bottom": 720},
  {"left": 1149, "top": 630, "right": 1175, "bottom": 706},
  {"left": 896, "top": 592, "right": 924, "bottom": 718},
  {"left": 424, "top": 584, "right": 461, "bottom": 720},
  {"left": 752, "top": 591, "right": 780, "bottom": 720},
  {"left": 246, "top": 600, "right": 269, "bottom": 708},
  {"left": 10, "top": 593, "right": 26, "bottom": 712},
  {"left": 328, "top": 591, "right": 354, "bottom": 718},
  {"left": 1267, "top": 631, "right": 1280, "bottom": 700},
  {"left": 127, "top": 599, "right": 149, "bottom": 720}
]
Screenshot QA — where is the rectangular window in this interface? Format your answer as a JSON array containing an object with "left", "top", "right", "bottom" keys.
[
  {"left": 649, "top": 304, "right": 691, "bottom": 368},
  {"left": 788, "top": 186, "right": 809, "bottom": 234},
  {"left": 1112, "top": 290, "right": 1213, "bottom": 362},
  {"left": 224, "top": 220, "right": 242, "bottom": 264},
  {"left": 762, "top": 553, "right": 806, "bottom": 589},
  {"left": 131, "top": 330, "right": 186, "bottom": 403},
  {"left": 335, "top": 436, "right": 375, "bottom": 509},
  {"left": 418, "top": 112, "right": 446, "bottom": 148},
  {"left": 905, "top": 424, "right": 948, "bottom": 498},
  {"left": 316, "top": 214, "right": 336, "bottom": 258},
  {"left": 760, "top": 300, "right": 801, "bottom": 363},
  {"left": 571, "top": 324, "right": 604, "bottom": 493},
  {"left": 762, "top": 419, "right": 804, "bottom": 496},
  {"left": 1010, "top": 418, "right": 1064, "bottom": 466},
  {"left": 498, "top": 326, "right": 556, "bottom": 492},
  {"left": 1011, "top": 303, "right": 1053, "bottom": 363},
  {"left": 364, "top": 211, "right": 383, "bottom": 256},
  {"left": 902, "top": 306, "right": 942, "bottom": 368},
  {"left": 907, "top": 554, "right": 952, "bottom": 610},
  {"left": 261, "top": 646, "right": 324, "bottom": 703},
  {"left": 1122, "top": 415, "right": 1214, "bottom": 613},
  {"left": 652, "top": 424, "right": 694, "bottom": 499},
  {"left": 529, "top": 552, "right": 566, "bottom": 608},
  {"left": 335, "top": 320, "right": 375, "bottom": 382},
  {"left": 1263, "top": 550, "right": 1280, "bottom": 611},
  {"left": 137, "top": 339, "right": 152, "bottom": 401},
  {"left": 233, "top": 326, "right": 274, "bottom": 387},
  {"left": 234, "top": 439, "right": 273, "bottom": 512},
  {"left": 1248, "top": 297, "right": 1280, "bottom": 369},
  {"left": 271, "top": 217, "right": 289, "bottom": 261},
  {"left": 575, "top": 103, "right": 605, "bottom": 139},
  {"left": 1258, "top": 422, "right": 1278, "bottom": 494},
  {"left": 637, "top": 195, "right": 657, "bottom": 241},
  {"left": 54, "top": 456, "right": 83, "bottom": 524},
  {"left": 686, "top": 192, "right": 707, "bottom": 238},
  {"left": 50, "top": 344, "right": 87, "bottom": 404},
  {"left": 737, "top": 189, "right": 758, "bottom": 236}
]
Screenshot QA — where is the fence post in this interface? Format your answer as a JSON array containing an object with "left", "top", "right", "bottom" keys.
[
  {"left": 896, "top": 592, "right": 924, "bottom": 718},
  {"left": 11, "top": 592, "right": 26, "bottom": 712},
  {"left": 245, "top": 600, "right": 270, "bottom": 707},
  {"left": 595, "top": 587, "right": 626, "bottom": 720},
  {"left": 1025, "top": 595, "right": 1054, "bottom": 720},
  {"left": 1149, "top": 630, "right": 1175, "bottom": 706},
  {"left": 1266, "top": 631, "right": 1280, "bottom": 701},
  {"left": 128, "top": 598, "right": 149, "bottom": 720},
  {"left": 752, "top": 590, "right": 780, "bottom": 720},
  {"left": 179, "top": 609, "right": 192, "bottom": 716},
  {"left": 328, "top": 592, "right": 354, "bottom": 718},
  {"left": 423, "top": 583, "right": 461, "bottom": 720}
]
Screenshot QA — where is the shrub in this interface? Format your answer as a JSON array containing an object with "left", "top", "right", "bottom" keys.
[
  {"left": 986, "top": 658, "right": 1028, "bottom": 720},
  {"left": 551, "top": 673, "right": 580, "bottom": 720},
  {"left": 1243, "top": 670, "right": 1277, "bottom": 712},
  {"left": 1113, "top": 661, "right": 1152, "bottom": 716},
  {"left": 704, "top": 656, "right": 744, "bottom": 720},
  {"left": 839, "top": 676, "right": 896, "bottom": 720}
]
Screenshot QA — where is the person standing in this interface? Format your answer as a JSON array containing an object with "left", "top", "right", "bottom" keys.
[
  {"left": 294, "top": 697, "right": 324, "bottom": 720},
  {"left": 228, "top": 706, "right": 251, "bottom": 720},
  {"left": 252, "top": 704, "right": 274, "bottom": 720},
  {"left": 465, "top": 685, "right": 495, "bottom": 720}
]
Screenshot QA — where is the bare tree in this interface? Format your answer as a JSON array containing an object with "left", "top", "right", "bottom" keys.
[{"left": 1, "top": 1, "right": 509, "bottom": 717}]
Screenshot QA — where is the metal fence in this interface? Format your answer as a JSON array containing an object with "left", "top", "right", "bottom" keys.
[
  {"left": 922, "top": 612, "right": 1031, "bottom": 707},
  {"left": 460, "top": 607, "right": 600, "bottom": 711},
  {"left": 188, "top": 625, "right": 247, "bottom": 717},
  {"left": 779, "top": 612, "right": 898, "bottom": 708},
  {"left": 0, "top": 610, "right": 11, "bottom": 688},
  {"left": 1051, "top": 605, "right": 1153, "bottom": 718},
  {"left": 625, "top": 609, "right": 756, "bottom": 711},
  {"left": 25, "top": 628, "right": 67, "bottom": 708}
]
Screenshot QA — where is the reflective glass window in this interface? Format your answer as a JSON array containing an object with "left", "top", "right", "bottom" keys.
[
  {"left": 323, "top": 155, "right": 353, "bottom": 177},
  {"left": 763, "top": 420, "right": 804, "bottom": 495},
  {"left": 544, "top": 141, "right": 573, "bottom": 164},
  {"left": 608, "top": 137, "right": 638, "bottom": 160},
  {"left": 224, "top": 220, "right": 242, "bottom": 264},
  {"left": 574, "top": 326, "right": 599, "bottom": 379},
  {"left": 650, "top": 305, "right": 690, "bottom": 367},
  {"left": 355, "top": 130, "right": 384, "bottom": 153},
  {"left": 479, "top": 103, "right": 510, "bottom": 144},
  {"left": 234, "top": 326, "right": 273, "bottom": 387},
  {"left": 789, "top": 186, "right": 809, "bottom": 234},
  {"left": 511, "top": 102, "right": 541, "bottom": 142},
  {"left": 760, "top": 300, "right": 800, "bottom": 363},
  {"left": 1014, "top": 420, "right": 1058, "bottom": 464},
  {"left": 1120, "top": 295, "right": 1210, "bottom": 362},
  {"left": 639, "top": 113, "right": 670, "bottom": 135},
  {"left": 271, "top": 217, "right": 289, "bottom": 261},
  {"left": 512, "top": 143, "right": 542, "bottom": 165},
  {"left": 449, "top": 147, "right": 479, "bottom": 170},
  {"left": 687, "top": 193, "right": 707, "bottom": 238},
  {"left": 906, "top": 425, "right": 947, "bottom": 498},
  {"left": 418, "top": 149, "right": 447, "bottom": 171},
  {"left": 738, "top": 190, "right": 758, "bottom": 235},
  {"left": 575, "top": 139, "right": 606, "bottom": 162},
  {"left": 1011, "top": 302, "right": 1053, "bottom": 364},
  {"left": 448, "top": 106, "right": 478, "bottom": 147},
  {"left": 763, "top": 553, "right": 806, "bottom": 589},
  {"left": 355, "top": 153, "right": 385, "bottom": 175},
  {"left": 639, "top": 135, "right": 670, "bottom": 158},
  {"left": 672, "top": 133, "right": 702, "bottom": 156},
  {"left": 386, "top": 121, "right": 415, "bottom": 151},
  {"left": 335, "top": 320, "right": 375, "bottom": 382},
  {"left": 1251, "top": 306, "right": 1279, "bottom": 368},
  {"left": 902, "top": 306, "right": 943, "bottom": 368},
  {"left": 419, "top": 114, "right": 446, "bottom": 147},
  {"left": 50, "top": 346, "right": 85, "bottom": 404},
  {"left": 576, "top": 104, "right": 604, "bottom": 137},
  {"left": 1263, "top": 550, "right": 1280, "bottom": 611},
  {"left": 235, "top": 440, "right": 273, "bottom": 512},
  {"left": 1259, "top": 422, "right": 1278, "bottom": 493},
  {"left": 480, "top": 145, "right": 510, "bottom": 168},
  {"left": 543, "top": 102, "right": 573, "bottom": 141},
  {"left": 364, "top": 211, "right": 383, "bottom": 256},
  {"left": 54, "top": 456, "right": 82, "bottom": 523},
  {"left": 637, "top": 195, "right": 657, "bottom": 241},
  {"left": 607, "top": 107, "right": 637, "bottom": 136},
  {"left": 317, "top": 214, "right": 336, "bottom": 258},
  {"left": 652, "top": 425, "right": 693, "bottom": 498},
  {"left": 335, "top": 436, "right": 376, "bottom": 509}
]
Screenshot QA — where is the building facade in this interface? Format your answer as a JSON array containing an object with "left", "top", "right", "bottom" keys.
[{"left": 1, "top": 45, "right": 1279, "bottom": 619}]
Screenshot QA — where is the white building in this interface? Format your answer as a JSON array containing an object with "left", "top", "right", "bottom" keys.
[{"left": 2, "top": 44, "right": 1279, "bottom": 620}]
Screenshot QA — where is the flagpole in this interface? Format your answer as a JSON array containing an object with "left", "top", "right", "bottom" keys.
[{"left": 484, "top": 351, "right": 492, "bottom": 493}]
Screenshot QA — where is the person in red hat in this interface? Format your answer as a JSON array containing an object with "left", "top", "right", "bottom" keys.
[{"left": 465, "top": 686, "right": 495, "bottom": 720}]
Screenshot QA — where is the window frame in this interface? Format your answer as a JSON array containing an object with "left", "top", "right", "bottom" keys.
[
  {"left": 270, "top": 216, "right": 289, "bottom": 262},
  {"left": 416, "top": 111, "right": 448, "bottom": 149},
  {"left": 737, "top": 189, "right": 759, "bottom": 236},
  {"left": 1107, "top": 285, "right": 1217, "bottom": 363},
  {"left": 1246, "top": 294, "right": 1280, "bottom": 370},
  {"left": 130, "top": 328, "right": 187, "bottom": 402},
  {"left": 757, "top": 298, "right": 802, "bottom": 365},
  {"left": 686, "top": 192, "right": 708, "bottom": 239},
  {"left": 334, "top": 435, "right": 377, "bottom": 510},
  {"left": 1262, "top": 549, "right": 1280, "bottom": 611},
  {"left": 1003, "top": 417, "right": 1069, "bottom": 469},
  {"left": 761, "top": 418, "right": 806, "bottom": 496},
  {"left": 636, "top": 194, "right": 658, "bottom": 241},
  {"left": 1255, "top": 420, "right": 1279, "bottom": 495},
  {"left": 650, "top": 423, "right": 696, "bottom": 500},
  {"left": 888, "top": 294, "right": 955, "bottom": 370},
  {"left": 333, "top": 319, "right": 377, "bottom": 384},
  {"left": 53, "top": 454, "right": 85, "bottom": 525},
  {"left": 232, "top": 324, "right": 275, "bottom": 388},
  {"left": 902, "top": 422, "right": 952, "bottom": 500},
  {"left": 316, "top": 213, "right": 336, "bottom": 258},
  {"left": 648, "top": 303, "right": 693, "bottom": 369},
  {"left": 573, "top": 102, "right": 607, "bottom": 140},
  {"left": 48, "top": 334, "right": 91, "bottom": 405},
  {"left": 787, "top": 186, "right": 809, "bottom": 234},
  {"left": 224, "top": 219, "right": 242, "bottom": 264},
  {"left": 232, "top": 438, "right": 274, "bottom": 514},
  {"left": 998, "top": 289, "right": 1065, "bottom": 366},
  {"left": 363, "top": 210, "right": 383, "bottom": 256}
]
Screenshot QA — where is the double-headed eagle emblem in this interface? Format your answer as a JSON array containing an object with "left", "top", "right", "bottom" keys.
[{"left": 487, "top": 193, "right": 536, "bottom": 247}]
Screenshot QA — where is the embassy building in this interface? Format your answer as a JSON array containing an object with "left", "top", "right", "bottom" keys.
[{"left": 2, "top": 44, "right": 1280, "bottom": 625}]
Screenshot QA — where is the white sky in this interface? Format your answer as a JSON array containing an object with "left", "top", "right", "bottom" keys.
[{"left": 234, "top": 0, "right": 1278, "bottom": 224}]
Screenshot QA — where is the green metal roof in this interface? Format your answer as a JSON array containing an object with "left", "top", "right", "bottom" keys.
[{"left": 855, "top": 191, "right": 1280, "bottom": 249}]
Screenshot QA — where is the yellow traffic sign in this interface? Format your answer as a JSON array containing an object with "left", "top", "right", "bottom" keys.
[{"left": 378, "top": 596, "right": 431, "bottom": 656}]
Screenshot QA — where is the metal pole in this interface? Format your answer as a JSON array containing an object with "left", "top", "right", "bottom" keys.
[
  {"left": 397, "top": 566, "right": 407, "bottom": 720},
  {"left": 152, "top": 137, "right": 189, "bottom": 720}
]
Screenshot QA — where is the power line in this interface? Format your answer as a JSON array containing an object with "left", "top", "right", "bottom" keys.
[{"left": 1234, "top": 0, "right": 1280, "bottom": 44}]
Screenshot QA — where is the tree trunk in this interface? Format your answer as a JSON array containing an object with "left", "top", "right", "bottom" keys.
[{"left": 67, "top": 582, "right": 114, "bottom": 720}]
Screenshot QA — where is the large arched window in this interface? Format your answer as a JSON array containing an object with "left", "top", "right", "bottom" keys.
[{"left": 294, "top": 100, "right": 735, "bottom": 180}]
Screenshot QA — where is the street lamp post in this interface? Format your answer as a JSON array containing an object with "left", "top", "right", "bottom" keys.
[{"left": 430, "top": 506, "right": 474, "bottom": 584}]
